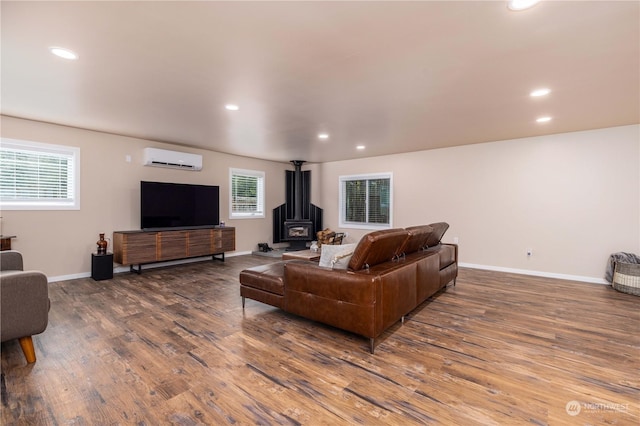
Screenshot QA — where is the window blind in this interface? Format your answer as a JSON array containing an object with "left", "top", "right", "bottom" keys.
[
  {"left": 345, "top": 180, "right": 366, "bottom": 223},
  {"left": 0, "top": 139, "right": 79, "bottom": 210},
  {"left": 340, "top": 173, "right": 392, "bottom": 229},
  {"left": 230, "top": 168, "right": 265, "bottom": 218},
  {"left": 367, "top": 178, "right": 390, "bottom": 224}
]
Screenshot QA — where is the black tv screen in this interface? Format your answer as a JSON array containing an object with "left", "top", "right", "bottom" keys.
[{"left": 140, "top": 181, "right": 220, "bottom": 230}]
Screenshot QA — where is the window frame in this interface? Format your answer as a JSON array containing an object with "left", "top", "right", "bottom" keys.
[
  {"left": 229, "top": 167, "right": 265, "bottom": 219},
  {"left": 0, "top": 138, "right": 81, "bottom": 211},
  {"left": 339, "top": 172, "right": 393, "bottom": 230}
]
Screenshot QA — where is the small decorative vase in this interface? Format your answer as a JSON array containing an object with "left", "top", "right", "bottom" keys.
[
  {"left": 97, "top": 233, "right": 108, "bottom": 254},
  {"left": 310, "top": 241, "right": 319, "bottom": 252}
]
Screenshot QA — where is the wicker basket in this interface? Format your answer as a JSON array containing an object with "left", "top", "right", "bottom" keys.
[{"left": 612, "top": 261, "right": 640, "bottom": 296}]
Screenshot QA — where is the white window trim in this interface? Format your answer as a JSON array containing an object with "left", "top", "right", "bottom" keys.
[
  {"left": 0, "top": 138, "right": 81, "bottom": 211},
  {"left": 229, "top": 167, "right": 265, "bottom": 219},
  {"left": 339, "top": 172, "right": 393, "bottom": 230}
]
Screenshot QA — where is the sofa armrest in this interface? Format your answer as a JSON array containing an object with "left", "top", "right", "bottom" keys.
[
  {"left": 0, "top": 270, "right": 49, "bottom": 342},
  {"left": 1, "top": 250, "right": 24, "bottom": 271},
  {"left": 442, "top": 243, "right": 458, "bottom": 264}
]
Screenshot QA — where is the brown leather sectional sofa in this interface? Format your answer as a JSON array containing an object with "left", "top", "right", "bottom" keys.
[{"left": 240, "top": 223, "right": 458, "bottom": 353}]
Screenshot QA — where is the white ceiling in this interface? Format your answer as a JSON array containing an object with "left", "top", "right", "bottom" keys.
[{"left": 2, "top": 1, "right": 639, "bottom": 164}]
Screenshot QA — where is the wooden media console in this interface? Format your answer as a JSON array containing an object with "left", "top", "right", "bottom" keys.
[{"left": 113, "top": 227, "right": 235, "bottom": 273}]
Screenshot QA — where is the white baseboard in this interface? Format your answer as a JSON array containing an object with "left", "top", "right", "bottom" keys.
[
  {"left": 459, "top": 262, "right": 608, "bottom": 285},
  {"left": 47, "top": 255, "right": 608, "bottom": 286},
  {"left": 48, "top": 272, "right": 91, "bottom": 282},
  {"left": 47, "top": 251, "right": 252, "bottom": 283}
]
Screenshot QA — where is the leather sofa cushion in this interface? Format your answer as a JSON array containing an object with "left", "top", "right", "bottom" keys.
[
  {"left": 239, "top": 262, "right": 286, "bottom": 295},
  {"left": 348, "top": 229, "right": 409, "bottom": 271},
  {"left": 425, "top": 222, "right": 450, "bottom": 247},
  {"left": 400, "top": 225, "right": 434, "bottom": 255},
  {"left": 241, "top": 285, "right": 285, "bottom": 310}
]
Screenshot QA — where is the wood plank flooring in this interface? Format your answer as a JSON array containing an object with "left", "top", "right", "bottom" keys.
[{"left": 1, "top": 255, "right": 638, "bottom": 425}]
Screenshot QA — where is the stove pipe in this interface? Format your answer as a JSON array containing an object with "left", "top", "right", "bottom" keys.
[{"left": 291, "top": 160, "right": 305, "bottom": 220}]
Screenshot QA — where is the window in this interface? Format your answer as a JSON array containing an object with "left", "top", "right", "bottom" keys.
[
  {"left": 339, "top": 173, "right": 392, "bottom": 229},
  {"left": 0, "top": 138, "right": 80, "bottom": 210},
  {"left": 230, "top": 168, "right": 265, "bottom": 218}
]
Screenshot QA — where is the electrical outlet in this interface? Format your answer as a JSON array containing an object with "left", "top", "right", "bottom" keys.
[
  {"left": 527, "top": 248, "right": 533, "bottom": 256},
  {"left": 453, "top": 237, "right": 459, "bottom": 244}
]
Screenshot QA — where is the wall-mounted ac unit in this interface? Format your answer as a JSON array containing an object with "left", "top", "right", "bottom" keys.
[{"left": 143, "top": 147, "right": 203, "bottom": 171}]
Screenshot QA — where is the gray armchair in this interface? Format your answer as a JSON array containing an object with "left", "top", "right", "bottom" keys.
[{"left": 1, "top": 251, "right": 49, "bottom": 363}]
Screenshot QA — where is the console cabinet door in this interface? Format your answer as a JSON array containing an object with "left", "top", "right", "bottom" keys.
[
  {"left": 158, "top": 231, "right": 188, "bottom": 261},
  {"left": 117, "top": 232, "right": 158, "bottom": 265},
  {"left": 220, "top": 227, "right": 235, "bottom": 252},
  {"left": 213, "top": 228, "right": 235, "bottom": 253},
  {"left": 188, "top": 229, "right": 213, "bottom": 257}
]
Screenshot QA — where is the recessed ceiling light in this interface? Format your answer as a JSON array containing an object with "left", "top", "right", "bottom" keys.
[
  {"left": 49, "top": 47, "right": 78, "bottom": 60},
  {"left": 225, "top": 104, "right": 239, "bottom": 111},
  {"left": 530, "top": 88, "right": 551, "bottom": 97},
  {"left": 318, "top": 133, "right": 329, "bottom": 140},
  {"left": 356, "top": 145, "right": 366, "bottom": 150},
  {"left": 536, "top": 116, "right": 552, "bottom": 123},
  {"left": 508, "top": 0, "right": 540, "bottom": 11}
]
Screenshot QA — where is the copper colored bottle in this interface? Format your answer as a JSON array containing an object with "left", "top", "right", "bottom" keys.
[{"left": 97, "top": 233, "right": 108, "bottom": 254}]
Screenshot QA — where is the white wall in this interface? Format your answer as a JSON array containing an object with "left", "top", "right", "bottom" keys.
[
  {"left": 0, "top": 116, "right": 290, "bottom": 279},
  {"left": 318, "top": 125, "right": 640, "bottom": 282},
  {"left": 3, "top": 116, "right": 638, "bottom": 283}
]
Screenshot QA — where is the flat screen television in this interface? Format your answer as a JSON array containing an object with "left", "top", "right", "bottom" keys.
[{"left": 140, "top": 181, "right": 220, "bottom": 230}]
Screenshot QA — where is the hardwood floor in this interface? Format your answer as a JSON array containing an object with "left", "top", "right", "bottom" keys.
[{"left": 2, "top": 255, "right": 638, "bottom": 425}]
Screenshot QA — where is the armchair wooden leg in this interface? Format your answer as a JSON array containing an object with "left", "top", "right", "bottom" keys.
[{"left": 18, "top": 336, "right": 37, "bottom": 363}]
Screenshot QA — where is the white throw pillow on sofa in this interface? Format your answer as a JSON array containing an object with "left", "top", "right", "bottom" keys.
[{"left": 319, "top": 243, "right": 357, "bottom": 269}]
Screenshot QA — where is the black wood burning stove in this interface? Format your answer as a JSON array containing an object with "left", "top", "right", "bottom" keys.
[
  {"left": 283, "top": 221, "right": 314, "bottom": 250},
  {"left": 273, "top": 161, "right": 323, "bottom": 251}
]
